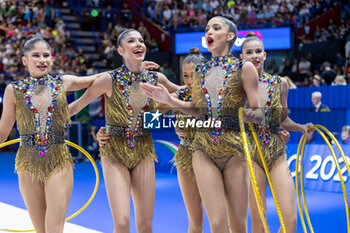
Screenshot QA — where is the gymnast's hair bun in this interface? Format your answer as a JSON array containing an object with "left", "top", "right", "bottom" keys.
[
  {"left": 246, "top": 32, "right": 257, "bottom": 38},
  {"left": 189, "top": 47, "right": 202, "bottom": 55},
  {"left": 221, "top": 14, "right": 234, "bottom": 23}
]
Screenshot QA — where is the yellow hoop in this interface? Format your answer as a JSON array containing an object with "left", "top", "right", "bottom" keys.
[
  {"left": 0, "top": 139, "right": 100, "bottom": 232},
  {"left": 238, "top": 107, "right": 286, "bottom": 233},
  {"left": 295, "top": 126, "right": 350, "bottom": 233}
]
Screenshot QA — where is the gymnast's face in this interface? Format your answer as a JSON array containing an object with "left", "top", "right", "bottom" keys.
[
  {"left": 182, "top": 62, "right": 196, "bottom": 90},
  {"left": 240, "top": 40, "right": 266, "bottom": 74},
  {"left": 117, "top": 31, "right": 146, "bottom": 64},
  {"left": 205, "top": 17, "right": 234, "bottom": 57},
  {"left": 22, "top": 42, "right": 53, "bottom": 78}
]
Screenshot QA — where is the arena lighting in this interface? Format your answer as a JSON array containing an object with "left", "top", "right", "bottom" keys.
[
  {"left": 0, "top": 97, "right": 2, "bottom": 103},
  {"left": 90, "top": 9, "right": 99, "bottom": 17}
]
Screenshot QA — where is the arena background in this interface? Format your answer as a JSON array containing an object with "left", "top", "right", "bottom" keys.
[{"left": 0, "top": 0, "right": 350, "bottom": 232}]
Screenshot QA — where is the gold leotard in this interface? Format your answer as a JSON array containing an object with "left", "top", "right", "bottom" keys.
[
  {"left": 12, "top": 75, "right": 72, "bottom": 184},
  {"left": 99, "top": 66, "right": 158, "bottom": 169},
  {"left": 172, "top": 86, "right": 196, "bottom": 173},
  {"left": 192, "top": 56, "right": 247, "bottom": 170},
  {"left": 248, "top": 73, "right": 285, "bottom": 170}
]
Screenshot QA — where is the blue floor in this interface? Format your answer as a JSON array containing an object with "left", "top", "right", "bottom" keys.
[{"left": 0, "top": 152, "right": 348, "bottom": 233}]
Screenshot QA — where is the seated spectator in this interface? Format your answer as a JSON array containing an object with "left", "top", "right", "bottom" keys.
[
  {"left": 334, "top": 75, "right": 347, "bottom": 85},
  {"left": 335, "top": 52, "right": 346, "bottom": 67},
  {"left": 345, "top": 71, "right": 350, "bottom": 84},
  {"left": 321, "top": 62, "right": 337, "bottom": 85},
  {"left": 299, "top": 4, "right": 310, "bottom": 24},
  {"left": 266, "top": 58, "right": 279, "bottom": 74},
  {"left": 311, "top": 91, "right": 330, "bottom": 112},
  {"left": 311, "top": 74, "right": 322, "bottom": 86},
  {"left": 299, "top": 56, "right": 311, "bottom": 82},
  {"left": 341, "top": 126, "right": 350, "bottom": 145}
]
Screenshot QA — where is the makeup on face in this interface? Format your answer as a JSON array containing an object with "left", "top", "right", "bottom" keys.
[
  {"left": 120, "top": 31, "right": 146, "bottom": 62},
  {"left": 205, "top": 17, "right": 231, "bottom": 56},
  {"left": 23, "top": 42, "right": 52, "bottom": 78},
  {"left": 182, "top": 63, "right": 196, "bottom": 89},
  {"left": 241, "top": 40, "right": 266, "bottom": 73}
]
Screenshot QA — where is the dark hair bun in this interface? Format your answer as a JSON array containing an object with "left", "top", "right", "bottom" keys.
[
  {"left": 221, "top": 14, "right": 234, "bottom": 23},
  {"left": 246, "top": 32, "right": 257, "bottom": 38},
  {"left": 25, "top": 35, "right": 44, "bottom": 42},
  {"left": 189, "top": 47, "right": 202, "bottom": 55}
]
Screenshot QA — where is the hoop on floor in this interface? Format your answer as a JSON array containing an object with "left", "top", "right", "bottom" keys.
[
  {"left": 295, "top": 125, "right": 350, "bottom": 233},
  {"left": 0, "top": 139, "right": 99, "bottom": 233},
  {"left": 238, "top": 107, "right": 286, "bottom": 233}
]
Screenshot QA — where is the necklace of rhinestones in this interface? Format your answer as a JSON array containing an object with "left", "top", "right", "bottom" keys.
[
  {"left": 13, "top": 74, "right": 61, "bottom": 156},
  {"left": 256, "top": 72, "right": 277, "bottom": 144},
  {"left": 199, "top": 55, "right": 240, "bottom": 142},
  {"left": 177, "top": 87, "right": 192, "bottom": 102},
  {"left": 116, "top": 64, "right": 157, "bottom": 147}
]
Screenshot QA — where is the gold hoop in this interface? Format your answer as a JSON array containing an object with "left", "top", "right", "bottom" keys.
[
  {"left": 0, "top": 139, "right": 100, "bottom": 232},
  {"left": 295, "top": 125, "right": 350, "bottom": 233},
  {"left": 238, "top": 107, "right": 286, "bottom": 233}
]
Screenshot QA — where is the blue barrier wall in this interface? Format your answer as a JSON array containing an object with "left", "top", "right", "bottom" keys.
[
  {"left": 288, "top": 84, "right": 350, "bottom": 109},
  {"left": 288, "top": 85, "right": 350, "bottom": 143}
]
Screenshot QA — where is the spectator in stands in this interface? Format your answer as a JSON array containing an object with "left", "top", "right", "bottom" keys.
[
  {"left": 121, "top": 2, "right": 131, "bottom": 26},
  {"left": 104, "top": 5, "right": 114, "bottom": 27},
  {"left": 137, "top": 22, "right": 150, "bottom": 41},
  {"left": 311, "top": 74, "right": 322, "bottom": 86},
  {"left": 104, "top": 40, "right": 116, "bottom": 65},
  {"left": 334, "top": 75, "right": 347, "bottom": 85},
  {"left": 311, "top": 91, "right": 330, "bottom": 112},
  {"left": 279, "top": 58, "right": 292, "bottom": 77},
  {"left": 314, "top": 25, "right": 322, "bottom": 41},
  {"left": 266, "top": 58, "right": 279, "bottom": 74},
  {"left": 321, "top": 61, "right": 337, "bottom": 85},
  {"left": 335, "top": 52, "right": 346, "bottom": 67},
  {"left": 291, "top": 58, "right": 299, "bottom": 81},
  {"left": 299, "top": 56, "right": 311, "bottom": 82},
  {"left": 345, "top": 71, "right": 350, "bottom": 84},
  {"left": 341, "top": 125, "right": 350, "bottom": 145},
  {"left": 44, "top": 0, "right": 54, "bottom": 27},
  {"left": 320, "top": 27, "right": 330, "bottom": 41},
  {"left": 342, "top": 0, "right": 350, "bottom": 20}
]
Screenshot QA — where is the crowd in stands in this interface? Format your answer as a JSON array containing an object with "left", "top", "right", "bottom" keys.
[
  {"left": 144, "top": 0, "right": 338, "bottom": 32},
  {"left": 273, "top": 56, "right": 350, "bottom": 87},
  {"left": 141, "top": 0, "right": 349, "bottom": 87},
  {"left": 277, "top": 15, "right": 350, "bottom": 87},
  {"left": 299, "top": 19, "right": 350, "bottom": 44},
  {"left": 0, "top": 0, "right": 349, "bottom": 90}
]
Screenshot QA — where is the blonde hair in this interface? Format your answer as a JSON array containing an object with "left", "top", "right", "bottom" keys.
[
  {"left": 283, "top": 76, "right": 297, "bottom": 89},
  {"left": 334, "top": 75, "right": 347, "bottom": 85}
]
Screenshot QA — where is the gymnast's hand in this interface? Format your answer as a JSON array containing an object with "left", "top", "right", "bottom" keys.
[
  {"left": 175, "top": 127, "right": 187, "bottom": 140},
  {"left": 140, "top": 83, "right": 171, "bottom": 104},
  {"left": 303, "top": 123, "right": 314, "bottom": 134},
  {"left": 96, "top": 127, "right": 111, "bottom": 147},
  {"left": 142, "top": 61, "right": 160, "bottom": 70},
  {"left": 243, "top": 108, "right": 263, "bottom": 123},
  {"left": 278, "top": 130, "right": 290, "bottom": 144}
]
